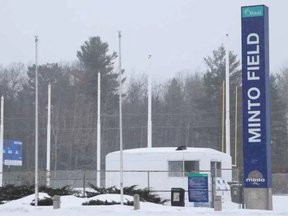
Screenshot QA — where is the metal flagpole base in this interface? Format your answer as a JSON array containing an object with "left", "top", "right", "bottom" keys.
[{"left": 244, "top": 188, "right": 273, "bottom": 210}]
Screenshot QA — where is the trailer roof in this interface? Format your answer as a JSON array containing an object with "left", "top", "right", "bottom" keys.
[{"left": 108, "top": 147, "right": 228, "bottom": 156}]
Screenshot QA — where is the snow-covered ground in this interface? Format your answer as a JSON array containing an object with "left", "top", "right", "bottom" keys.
[{"left": 0, "top": 193, "right": 287, "bottom": 216}]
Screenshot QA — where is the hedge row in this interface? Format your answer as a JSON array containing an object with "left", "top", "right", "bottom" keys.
[
  {"left": 0, "top": 184, "right": 167, "bottom": 206},
  {"left": 86, "top": 183, "right": 168, "bottom": 204},
  {"left": 0, "top": 184, "right": 74, "bottom": 204}
]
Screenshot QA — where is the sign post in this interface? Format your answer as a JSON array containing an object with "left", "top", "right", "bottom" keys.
[
  {"left": 241, "top": 5, "right": 272, "bottom": 210},
  {"left": 188, "top": 174, "right": 209, "bottom": 207}
]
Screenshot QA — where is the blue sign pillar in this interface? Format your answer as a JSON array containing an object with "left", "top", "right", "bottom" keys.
[{"left": 241, "top": 5, "right": 272, "bottom": 210}]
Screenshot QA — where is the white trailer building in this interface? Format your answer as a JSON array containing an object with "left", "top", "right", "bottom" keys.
[{"left": 105, "top": 147, "right": 232, "bottom": 199}]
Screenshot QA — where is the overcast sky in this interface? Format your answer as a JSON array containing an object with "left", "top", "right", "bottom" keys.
[{"left": 0, "top": 0, "right": 287, "bottom": 81}]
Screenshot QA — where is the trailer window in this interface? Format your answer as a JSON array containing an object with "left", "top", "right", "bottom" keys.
[
  {"left": 168, "top": 161, "right": 183, "bottom": 177},
  {"left": 184, "top": 161, "right": 199, "bottom": 176},
  {"left": 168, "top": 161, "right": 199, "bottom": 177},
  {"left": 211, "top": 161, "right": 222, "bottom": 177}
]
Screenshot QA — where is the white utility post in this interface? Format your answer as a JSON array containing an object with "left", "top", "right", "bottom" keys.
[
  {"left": 225, "top": 34, "right": 231, "bottom": 155},
  {"left": 147, "top": 56, "right": 152, "bottom": 148},
  {"left": 0, "top": 96, "right": 4, "bottom": 187},
  {"left": 118, "top": 31, "right": 124, "bottom": 205},
  {"left": 46, "top": 84, "right": 51, "bottom": 187},
  {"left": 35, "top": 36, "right": 39, "bottom": 207},
  {"left": 97, "top": 71, "right": 101, "bottom": 187}
]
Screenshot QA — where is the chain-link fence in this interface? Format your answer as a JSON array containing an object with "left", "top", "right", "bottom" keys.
[
  {"left": 2, "top": 170, "right": 101, "bottom": 188},
  {"left": 273, "top": 173, "right": 288, "bottom": 195},
  {"left": 0, "top": 168, "right": 238, "bottom": 200},
  {"left": 1, "top": 169, "right": 287, "bottom": 197}
]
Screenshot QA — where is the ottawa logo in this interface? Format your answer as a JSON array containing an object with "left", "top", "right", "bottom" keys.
[
  {"left": 246, "top": 170, "right": 265, "bottom": 185},
  {"left": 244, "top": 8, "right": 262, "bottom": 17}
]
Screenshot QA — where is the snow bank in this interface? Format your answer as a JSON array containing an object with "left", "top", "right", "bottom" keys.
[
  {"left": 87, "top": 194, "right": 133, "bottom": 202},
  {"left": 0, "top": 193, "right": 288, "bottom": 216},
  {"left": 3, "top": 192, "right": 50, "bottom": 207}
]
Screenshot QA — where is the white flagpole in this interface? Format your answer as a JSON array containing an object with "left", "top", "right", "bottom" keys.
[
  {"left": 0, "top": 96, "right": 4, "bottom": 187},
  {"left": 225, "top": 34, "right": 231, "bottom": 155},
  {"left": 46, "top": 84, "right": 51, "bottom": 187},
  {"left": 97, "top": 71, "right": 101, "bottom": 187},
  {"left": 35, "top": 36, "right": 39, "bottom": 207},
  {"left": 118, "top": 31, "right": 124, "bottom": 205},
  {"left": 147, "top": 56, "right": 152, "bottom": 148}
]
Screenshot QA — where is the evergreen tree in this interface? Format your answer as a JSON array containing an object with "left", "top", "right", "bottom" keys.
[
  {"left": 200, "top": 44, "right": 242, "bottom": 155},
  {"left": 203, "top": 44, "right": 241, "bottom": 106},
  {"left": 163, "top": 78, "right": 185, "bottom": 147},
  {"left": 26, "top": 63, "right": 71, "bottom": 105},
  {"left": 77, "top": 36, "right": 126, "bottom": 169},
  {"left": 164, "top": 78, "right": 184, "bottom": 114},
  {"left": 77, "top": 36, "right": 124, "bottom": 114},
  {"left": 24, "top": 63, "right": 73, "bottom": 169}
]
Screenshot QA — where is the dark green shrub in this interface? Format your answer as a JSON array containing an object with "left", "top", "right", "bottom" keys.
[
  {"left": 39, "top": 185, "right": 75, "bottom": 197},
  {"left": 0, "top": 184, "right": 34, "bottom": 203},
  {"left": 82, "top": 199, "right": 133, "bottom": 206},
  {"left": 30, "top": 197, "right": 53, "bottom": 206},
  {"left": 0, "top": 184, "right": 75, "bottom": 203},
  {"left": 85, "top": 185, "right": 118, "bottom": 198},
  {"left": 87, "top": 183, "right": 168, "bottom": 204}
]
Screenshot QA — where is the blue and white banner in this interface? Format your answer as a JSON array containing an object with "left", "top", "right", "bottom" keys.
[
  {"left": 241, "top": 5, "right": 272, "bottom": 188},
  {"left": 3, "top": 140, "right": 23, "bottom": 166}
]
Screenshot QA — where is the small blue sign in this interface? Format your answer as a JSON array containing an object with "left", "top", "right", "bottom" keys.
[
  {"left": 188, "top": 174, "right": 209, "bottom": 202},
  {"left": 194, "top": 202, "right": 211, "bottom": 207},
  {"left": 241, "top": 5, "right": 272, "bottom": 188},
  {"left": 3, "top": 139, "right": 23, "bottom": 166}
]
